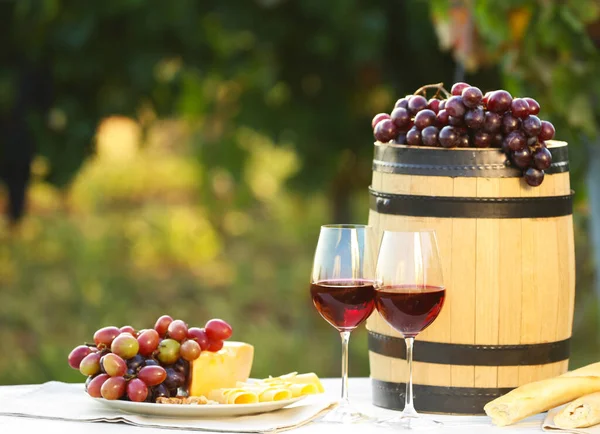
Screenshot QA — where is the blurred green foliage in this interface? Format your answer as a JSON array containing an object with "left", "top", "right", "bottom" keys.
[{"left": 0, "top": 0, "right": 599, "bottom": 386}]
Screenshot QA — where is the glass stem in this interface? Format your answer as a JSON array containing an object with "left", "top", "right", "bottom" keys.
[
  {"left": 340, "top": 331, "right": 351, "bottom": 405},
  {"left": 403, "top": 337, "right": 418, "bottom": 417}
]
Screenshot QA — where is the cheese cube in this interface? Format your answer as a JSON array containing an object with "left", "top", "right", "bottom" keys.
[{"left": 188, "top": 341, "right": 254, "bottom": 397}]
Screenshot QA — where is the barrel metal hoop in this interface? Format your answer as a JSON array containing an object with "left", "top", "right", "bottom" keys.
[
  {"left": 368, "top": 331, "right": 571, "bottom": 366},
  {"left": 371, "top": 379, "right": 512, "bottom": 414},
  {"left": 369, "top": 188, "right": 574, "bottom": 219},
  {"left": 373, "top": 143, "right": 569, "bottom": 177}
]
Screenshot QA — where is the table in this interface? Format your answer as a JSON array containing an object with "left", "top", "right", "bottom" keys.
[{"left": 0, "top": 378, "right": 545, "bottom": 433}]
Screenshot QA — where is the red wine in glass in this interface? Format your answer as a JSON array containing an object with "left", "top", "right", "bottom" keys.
[
  {"left": 375, "top": 285, "right": 445, "bottom": 338},
  {"left": 310, "top": 279, "right": 376, "bottom": 331}
]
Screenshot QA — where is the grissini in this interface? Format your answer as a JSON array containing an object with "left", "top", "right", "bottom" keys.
[
  {"left": 484, "top": 362, "right": 600, "bottom": 426},
  {"left": 554, "top": 391, "right": 600, "bottom": 429}
]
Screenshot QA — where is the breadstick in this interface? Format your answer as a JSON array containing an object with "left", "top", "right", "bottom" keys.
[
  {"left": 485, "top": 362, "right": 600, "bottom": 426},
  {"left": 554, "top": 391, "right": 600, "bottom": 429}
]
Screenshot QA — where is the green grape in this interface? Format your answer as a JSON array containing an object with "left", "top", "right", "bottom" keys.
[
  {"left": 80, "top": 352, "right": 102, "bottom": 376},
  {"left": 101, "top": 353, "right": 127, "bottom": 377},
  {"left": 157, "top": 339, "right": 180, "bottom": 365},
  {"left": 111, "top": 333, "right": 139, "bottom": 359}
]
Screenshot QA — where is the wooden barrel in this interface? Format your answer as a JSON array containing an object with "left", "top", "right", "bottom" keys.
[{"left": 367, "top": 140, "right": 575, "bottom": 415}]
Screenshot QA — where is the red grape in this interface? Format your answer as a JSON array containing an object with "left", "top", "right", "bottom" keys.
[
  {"left": 414, "top": 109, "right": 436, "bottom": 130},
  {"left": 101, "top": 353, "right": 127, "bottom": 377},
  {"left": 394, "top": 132, "right": 407, "bottom": 145},
  {"left": 458, "top": 135, "right": 470, "bottom": 148},
  {"left": 68, "top": 345, "right": 92, "bottom": 370},
  {"left": 492, "top": 133, "right": 504, "bottom": 148},
  {"left": 127, "top": 378, "right": 149, "bottom": 402},
  {"left": 80, "top": 352, "right": 102, "bottom": 376},
  {"left": 93, "top": 326, "right": 121, "bottom": 347},
  {"left": 539, "top": 121, "right": 555, "bottom": 141},
  {"left": 187, "top": 328, "right": 210, "bottom": 351},
  {"left": 120, "top": 325, "right": 136, "bottom": 335},
  {"left": 524, "top": 168, "right": 544, "bottom": 186},
  {"left": 154, "top": 315, "right": 173, "bottom": 337},
  {"left": 164, "top": 367, "right": 186, "bottom": 389},
  {"left": 533, "top": 147, "right": 552, "bottom": 170},
  {"left": 157, "top": 339, "right": 181, "bottom": 364},
  {"left": 524, "top": 97, "right": 540, "bottom": 115},
  {"left": 505, "top": 131, "right": 527, "bottom": 151},
  {"left": 167, "top": 320, "right": 188, "bottom": 342},
  {"left": 436, "top": 109, "right": 449, "bottom": 127},
  {"left": 464, "top": 107, "right": 485, "bottom": 129},
  {"left": 482, "top": 91, "right": 492, "bottom": 105},
  {"left": 87, "top": 374, "right": 110, "bottom": 398},
  {"left": 461, "top": 86, "right": 483, "bottom": 108},
  {"left": 451, "top": 82, "right": 470, "bottom": 96},
  {"left": 473, "top": 131, "right": 491, "bottom": 148},
  {"left": 137, "top": 329, "right": 160, "bottom": 356},
  {"left": 407, "top": 95, "right": 428, "bottom": 114},
  {"left": 390, "top": 107, "right": 410, "bottom": 130},
  {"left": 512, "top": 148, "right": 532, "bottom": 169},
  {"left": 371, "top": 113, "right": 390, "bottom": 129},
  {"left": 180, "top": 340, "right": 202, "bottom": 361},
  {"left": 428, "top": 98, "right": 441, "bottom": 113},
  {"left": 394, "top": 98, "right": 408, "bottom": 109},
  {"left": 207, "top": 340, "right": 224, "bottom": 352},
  {"left": 439, "top": 126, "right": 459, "bottom": 148},
  {"left": 502, "top": 113, "right": 520, "bottom": 134},
  {"left": 138, "top": 365, "right": 167, "bottom": 386},
  {"left": 510, "top": 98, "right": 530, "bottom": 119},
  {"left": 445, "top": 96, "right": 466, "bottom": 117},
  {"left": 205, "top": 319, "right": 233, "bottom": 341},
  {"left": 111, "top": 334, "right": 139, "bottom": 359},
  {"left": 421, "top": 126, "right": 439, "bottom": 147},
  {"left": 438, "top": 100, "right": 446, "bottom": 110},
  {"left": 487, "top": 90, "right": 513, "bottom": 113},
  {"left": 154, "top": 383, "right": 170, "bottom": 400},
  {"left": 374, "top": 119, "right": 398, "bottom": 143},
  {"left": 522, "top": 115, "right": 542, "bottom": 137},
  {"left": 483, "top": 111, "right": 502, "bottom": 133},
  {"left": 406, "top": 127, "right": 422, "bottom": 146},
  {"left": 448, "top": 116, "right": 465, "bottom": 127},
  {"left": 101, "top": 376, "right": 126, "bottom": 400}
]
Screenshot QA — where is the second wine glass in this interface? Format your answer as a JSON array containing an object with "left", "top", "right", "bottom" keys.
[{"left": 374, "top": 230, "right": 446, "bottom": 430}]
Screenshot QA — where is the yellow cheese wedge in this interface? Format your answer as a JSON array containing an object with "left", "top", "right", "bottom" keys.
[{"left": 188, "top": 341, "right": 254, "bottom": 397}]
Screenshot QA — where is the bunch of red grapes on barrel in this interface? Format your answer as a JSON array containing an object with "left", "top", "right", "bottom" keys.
[
  {"left": 67, "top": 315, "right": 233, "bottom": 402},
  {"left": 372, "top": 82, "right": 556, "bottom": 187}
]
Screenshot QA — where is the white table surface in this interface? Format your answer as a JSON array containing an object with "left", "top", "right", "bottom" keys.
[{"left": 0, "top": 378, "right": 545, "bottom": 433}]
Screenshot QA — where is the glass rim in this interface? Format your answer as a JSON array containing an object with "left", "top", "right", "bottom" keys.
[{"left": 321, "top": 224, "right": 371, "bottom": 229}]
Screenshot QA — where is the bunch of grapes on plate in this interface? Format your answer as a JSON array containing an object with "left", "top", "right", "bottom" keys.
[
  {"left": 372, "top": 82, "right": 556, "bottom": 187},
  {"left": 68, "top": 315, "right": 232, "bottom": 402}
]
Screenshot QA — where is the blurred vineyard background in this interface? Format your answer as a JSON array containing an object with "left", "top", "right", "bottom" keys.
[{"left": 1, "top": 0, "right": 600, "bottom": 385}]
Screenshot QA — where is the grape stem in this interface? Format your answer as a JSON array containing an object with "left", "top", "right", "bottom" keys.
[
  {"left": 84, "top": 342, "right": 98, "bottom": 348},
  {"left": 414, "top": 82, "right": 451, "bottom": 99}
]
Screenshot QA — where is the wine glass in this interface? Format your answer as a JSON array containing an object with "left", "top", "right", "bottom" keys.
[
  {"left": 374, "top": 230, "right": 446, "bottom": 429},
  {"left": 310, "top": 224, "right": 376, "bottom": 424}
]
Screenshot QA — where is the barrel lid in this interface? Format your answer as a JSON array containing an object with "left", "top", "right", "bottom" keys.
[{"left": 373, "top": 140, "right": 568, "bottom": 177}]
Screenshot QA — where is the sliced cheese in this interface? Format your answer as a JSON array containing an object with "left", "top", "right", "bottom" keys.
[
  {"left": 188, "top": 341, "right": 254, "bottom": 397},
  {"left": 208, "top": 388, "right": 259, "bottom": 404}
]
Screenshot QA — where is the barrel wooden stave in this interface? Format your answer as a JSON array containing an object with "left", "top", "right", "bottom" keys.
[{"left": 367, "top": 141, "right": 575, "bottom": 414}]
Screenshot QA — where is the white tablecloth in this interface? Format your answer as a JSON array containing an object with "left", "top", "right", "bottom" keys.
[{"left": 0, "top": 378, "right": 545, "bottom": 433}]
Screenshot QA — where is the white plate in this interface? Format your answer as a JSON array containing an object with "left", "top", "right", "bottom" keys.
[{"left": 91, "top": 395, "right": 307, "bottom": 418}]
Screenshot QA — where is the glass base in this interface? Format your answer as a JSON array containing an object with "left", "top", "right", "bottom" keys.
[
  {"left": 377, "top": 413, "right": 443, "bottom": 430},
  {"left": 317, "top": 401, "right": 373, "bottom": 424}
]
